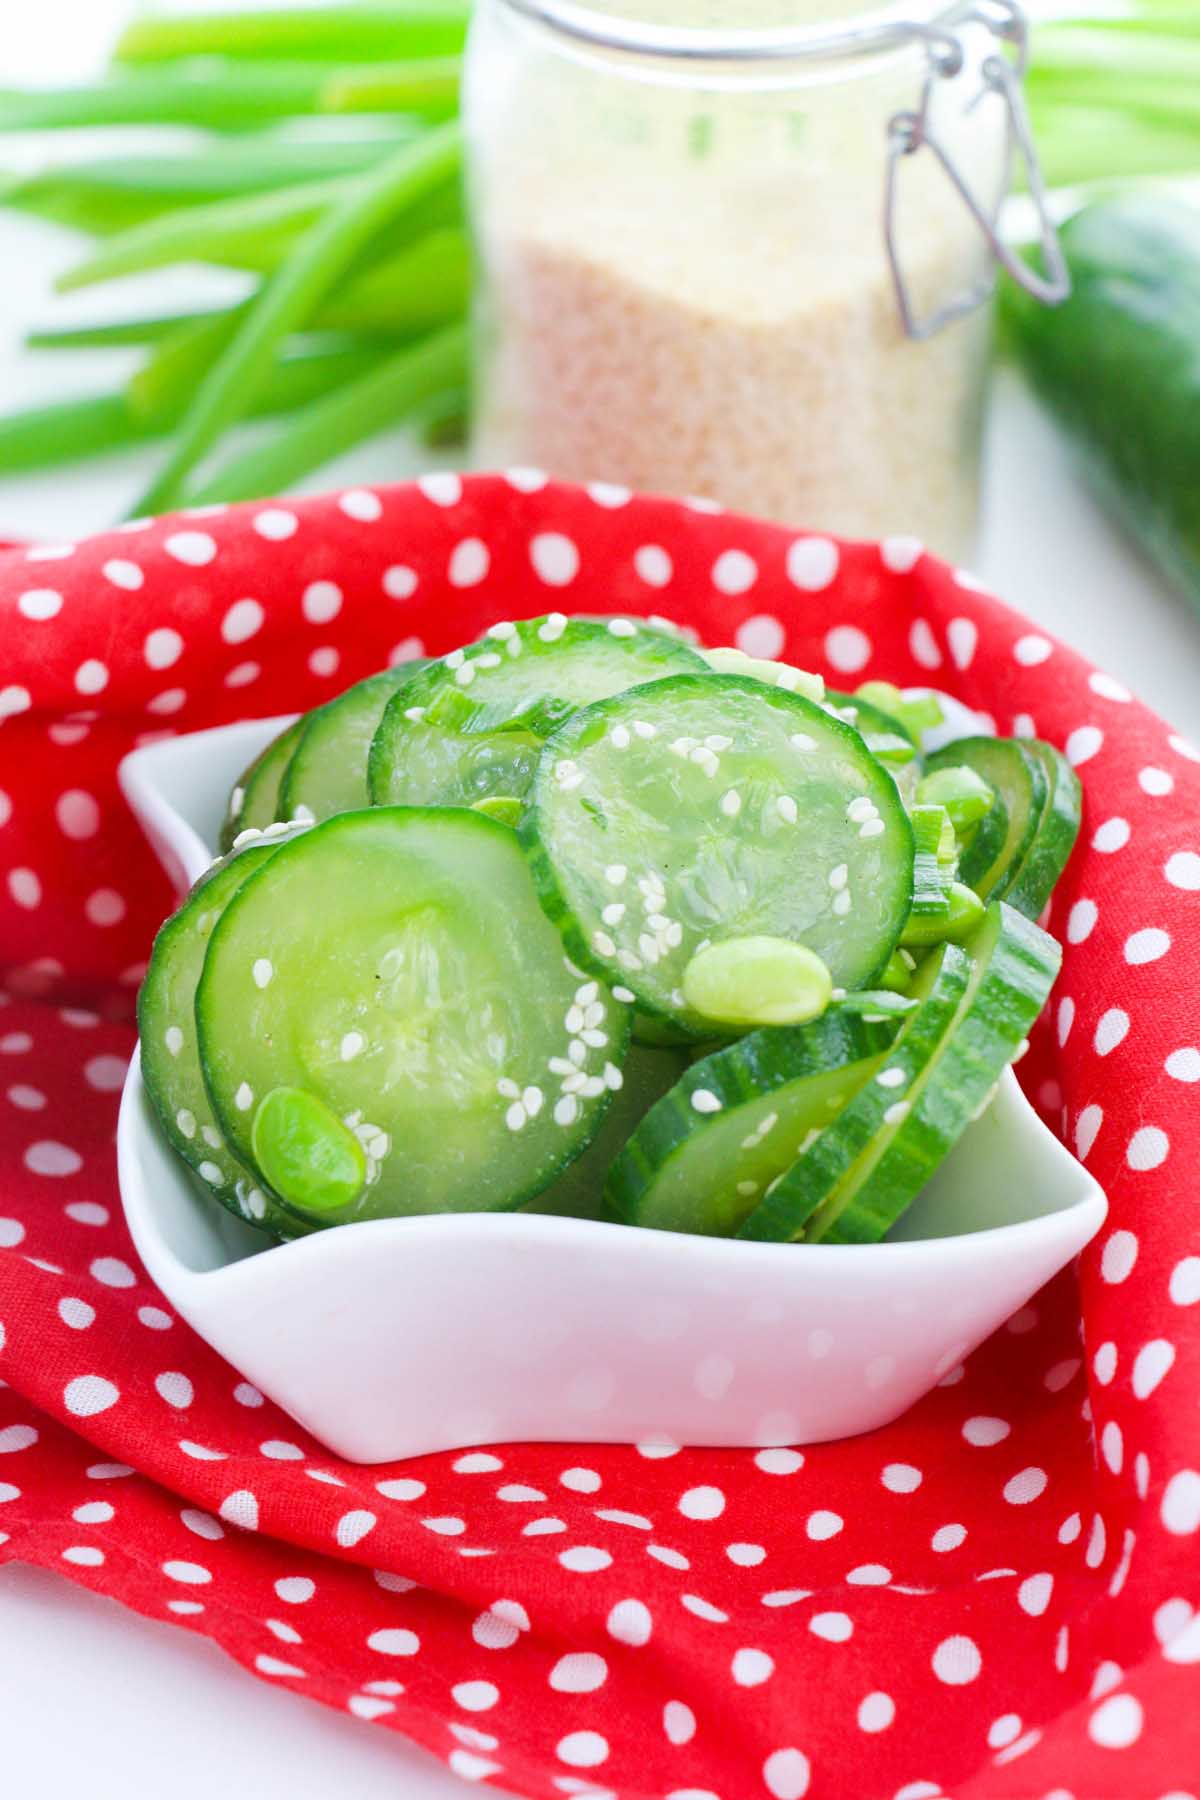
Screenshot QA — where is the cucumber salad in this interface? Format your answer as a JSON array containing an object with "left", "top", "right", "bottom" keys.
[{"left": 139, "top": 613, "right": 1081, "bottom": 1246}]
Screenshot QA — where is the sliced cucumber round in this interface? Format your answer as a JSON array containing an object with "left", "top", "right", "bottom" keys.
[
  {"left": 527, "top": 1044, "right": 689, "bottom": 1221},
  {"left": 736, "top": 940, "right": 972, "bottom": 1244},
  {"left": 196, "top": 807, "right": 630, "bottom": 1227},
  {"left": 523, "top": 674, "right": 914, "bottom": 1031},
  {"left": 279, "top": 663, "right": 427, "bottom": 825},
  {"left": 824, "top": 689, "right": 918, "bottom": 766},
  {"left": 925, "top": 738, "right": 1046, "bottom": 903},
  {"left": 368, "top": 616, "right": 706, "bottom": 811},
  {"left": 607, "top": 1009, "right": 903, "bottom": 1236},
  {"left": 139, "top": 842, "right": 296, "bottom": 1234},
  {"left": 1004, "top": 740, "right": 1082, "bottom": 920},
  {"left": 219, "top": 717, "right": 303, "bottom": 853}
]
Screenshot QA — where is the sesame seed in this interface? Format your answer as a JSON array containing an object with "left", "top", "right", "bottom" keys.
[
  {"left": 548, "top": 1058, "right": 574, "bottom": 1077},
  {"left": 575, "top": 982, "right": 599, "bottom": 1004},
  {"left": 616, "top": 949, "right": 643, "bottom": 972},
  {"left": 790, "top": 733, "right": 818, "bottom": 751},
  {"left": 876, "top": 1068, "right": 906, "bottom": 1088},
  {"left": 638, "top": 934, "right": 661, "bottom": 964},
  {"left": 859, "top": 818, "right": 886, "bottom": 839},
  {"left": 247, "top": 1189, "right": 266, "bottom": 1219},
  {"left": 340, "top": 1031, "right": 365, "bottom": 1061},
  {"left": 554, "top": 1094, "right": 580, "bottom": 1127},
  {"left": 230, "top": 787, "right": 245, "bottom": 813},
  {"left": 477, "top": 653, "right": 503, "bottom": 669},
  {"left": 561, "top": 1071, "right": 587, "bottom": 1094},
  {"left": 582, "top": 1076, "right": 607, "bottom": 1098},
  {"left": 565, "top": 1006, "right": 585, "bottom": 1033},
  {"left": 691, "top": 1089, "right": 722, "bottom": 1115},
  {"left": 165, "top": 1026, "right": 184, "bottom": 1057},
  {"left": 538, "top": 613, "right": 568, "bottom": 643},
  {"left": 610, "top": 725, "right": 631, "bottom": 749},
  {"left": 404, "top": 706, "right": 426, "bottom": 721},
  {"left": 705, "top": 735, "right": 733, "bottom": 752},
  {"left": 604, "top": 1063, "right": 624, "bottom": 1091},
  {"left": 832, "top": 891, "right": 852, "bottom": 916},
  {"left": 665, "top": 922, "right": 683, "bottom": 948},
  {"left": 522, "top": 1086, "right": 544, "bottom": 1116},
  {"left": 592, "top": 930, "right": 617, "bottom": 956},
  {"left": 505, "top": 1102, "right": 527, "bottom": 1132},
  {"left": 828, "top": 864, "right": 849, "bottom": 890},
  {"left": 720, "top": 790, "right": 742, "bottom": 818},
  {"left": 232, "top": 827, "right": 262, "bottom": 848},
  {"left": 584, "top": 1002, "right": 606, "bottom": 1028},
  {"left": 647, "top": 913, "right": 670, "bottom": 932},
  {"left": 487, "top": 621, "right": 516, "bottom": 639},
  {"left": 884, "top": 1101, "right": 911, "bottom": 1126},
  {"left": 201, "top": 1125, "right": 222, "bottom": 1150},
  {"left": 198, "top": 1161, "right": 223, "bottom": 1186},
  {"left": 262, "top": 821, "right": 291, "bottom": 838},
  {"left": 608, "top": 618, "right": 637, "bottom": 637},
  {"left": 252, "top": 958, "right": 273, "bottom": 989},
  {"left": 847, "top": 797, "right": 876, "bottom": 822},
  {"left": 691, "top": 747, "right": 720, "bottom": 777},
  {"left": 568, "top": 1040, "right": 587, "bottom": 1067},
  {"left": 601, "top": 902, "right": 626, "bottom": 927},
  {"left": 777, "top": 795, "right": 799, "bottom": 824},
  {"left": 605, "top": 865, "right": 628, "bottom": 886},
  {"left": 175, "top": 1109, "right": 196, "bottom": 1138},
  {"left": 445, "top": 648, "right": 465, "bottom": 669},
  {"left": 632, "top": 720, "right": 657, "bottom": 739},
  {"left": 612, "top": 986, "right": 635, "bottom": 1004},
  {"left": 497, "top": 1077, "right": 520, "bottom": 1098},
  {"left": 581, "top": 1029, "right": 608, "bottom": 1048}
]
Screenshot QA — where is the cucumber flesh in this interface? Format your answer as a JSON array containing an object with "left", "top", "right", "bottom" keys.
[
  {"left": 736, "top": 942, "right": 972, "bottom": 1243},
  {"left": 139, "top": 842, "right": 297, "bottom": 1234},
  {"left": 608, "top": 1009, "right": 903, "bottom": 1236},
  {"left": 218, "top": 717, "right": 302, "bottom": 853},
  {"left": 279, "top": 663, "right": 427, "bottom": 824},
  {"left": 527, "top": 1044, "right": 689, "bottom": 1221},
  {"left": 824, "top": 689, "right": 918, "bottom": 765},
  {"left": 196, "top": 807, "right": 630, "bottom": 1226},
  {"left": 524, "top": 673, "right": 914, "bottom": 1031},
  {"left": 926, "top": 737, "right": 1045, "bottom": 902},
  {"left": 1001, "top": 741, "right": 1082, "bottom": 920},
  {"left": 808, "top": 902, "right": 1062, "bottom": 1243}
]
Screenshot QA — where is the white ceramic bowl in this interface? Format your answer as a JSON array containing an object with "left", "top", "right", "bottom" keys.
[{"left": 117, "top": 716, "right": 1107, "bottom": 1464}]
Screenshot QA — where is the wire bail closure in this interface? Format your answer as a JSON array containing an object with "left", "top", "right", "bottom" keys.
[{"left": 883, "top": 0, "right": 1070, "bottom": 340}]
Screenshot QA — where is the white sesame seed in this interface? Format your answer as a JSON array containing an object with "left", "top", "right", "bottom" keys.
[
  {"left": 565, "top": 1006, "right": 585, "bottom": 1033},
  {"left": 884, "top": 1101, "right": 911, "bottom": 1126},
  {"left": 252, "top": 959, "right": 273, "bottom": 989},
  {"left": 847, "top": 797, "right": 876, "bottom": 822},
  {"left": 828, "top": 864, "right": 849, "bottom": 890},
  {"left": 691, "top": 1089, "right": 722, "bottom": 1115},
  {"left": 548, "top": 1057, "right": 574, "bottom": 1077},
  {"left": 581, "top": 1029, "right": 608, "bottom": 1048},
  {"left": 616, "top": 949, "right": 643, "bottom": 972},
  {"left": 859, "top": 818, "right": 886, "bottom": 839},
  {"left": 638, "top": 934, "right": 661, "bottom": 964},
  {"left": 592, "top": 930, "right": 616, "bottom": 956},
  {"left": 554, "top": 1094, "right": 580, "bottom": 1127},
  {"left": 246, "top": 1188, "right": 266, "bottom": 1220},
  {"left": 523, "top": 1086, "right": 544, "bottom": 1116},
  {"left": 445, "top": 648, "right": 465, "bottom": 669},
  {"left": 777, "top": 795, "right": 799, "bottom": 824},
  {"left": 487, "top": 621, "right": 516, "bottom": 640},
  {"left": 561, "top": 1071, "right": 588, "bottom": 1094},
  {"left": 340, "top": 1031, "right": 365, "bottom": 1062},
  {"left": 612, "top": 985, "right": 635, "bottom": 1004},
  {"left": 497, "top": 1077, "right": 520, "bottom": 1098},
  {"left": 601, "top": 902, "right": 626, "bottom": 926},
  {"left": 175, "top": 1109, "right": 196, "bottom": 1139},
  {"left": 582, "top": 1076, "right": 607, "bottom": 1098},
  {"left": 477, "top": 653, "right": 503, "bottom": 670},
  {"left": 604, "top": 1063, "right": 624, "bottom": 1091},
  {"left": 574, "top": 982, "right": 599, "bottom": 1004},
  {"left": 632, "top": 720, "right": 657, "bottom": 739},
  {"left": 720, "top": 789, "right": 742, "bottom": 819},
  {"left": 505, "top": 1102, "right": 528, "bottom": 1132},
  {"left": 608, "top": 618, "right": 637, "bottom": 637},
  {"left": 665, "top": 922, "right": 683, "bottom": 948},
  {"left": 876, "top": 1068, "right": 906, "bottom": 1088},
  {"left": 604, "top": 865, "right": 627, "bottom": 886},
  {"left": 832, "top": 891, "right": 852, "bottom": 916},
  {"left": 232, "top": 828, "right": 262, "bottom": 848},
  {"left": 165, "top": 1026, "right": 184, "bottom": 1057},
  {"left": 610, "top": 725, "right": 631, "bottom": 749},
  {"left": 404, "top": 706, "right": 426, "bottom": 722},
  {"left": 691, "top": 747, "right": 720, "bottom": 778},
  {"left": 705, "top": 735, "right": 733, "bottom": 752},
  {"left": 584, "top": 1002, "right": 606, "bottom": 1028},
  {"left": 201, "top": 1125, "right": 222, "bottom": 1150},
  {"left": 262, "top": 821, "right": 291, "bottom": 838},
  {"left": 568, "top": 1040, "right": 587, "bottom": 1067},
  {"left": 538, "top": 613, "right": 568, "bottom": 643},
  {"left": 453, "top": 661, "right": 477, "bottom": 683},
  {"left": 198, "top": 1161, "right": 223, "bottom": 1186},
  {"left": 647, "top": 913, "right": 670, "bottom": 932},
  {"left": 790, "top": 733, "right": 818, "bottom": 751}
]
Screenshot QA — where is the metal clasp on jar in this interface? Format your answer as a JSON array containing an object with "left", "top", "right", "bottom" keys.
[{"left": 883, "top": 0, "right": 1070, "bottom": 341}]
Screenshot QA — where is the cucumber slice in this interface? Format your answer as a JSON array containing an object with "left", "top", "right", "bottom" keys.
[
  {"left": 925, "top": 738, "right": 1046, "bottom": 903},
  {"left": 278, "top": 663, "right": 427, "bottom": 825},
  {"left": 810, "top": 903, "right": 1062, "bottom": 1243},
  {"left": 607, "top": 1009, "right": 903, "bottom": 1236},
  {"left": 736, "top": 942, "right": 972, "bottom": 1243},
  {"left": 1003, "top": 741, "right": 1082, "bottom": 920},
  {"left": 139, "top": 842, "right": 296, "bottom": 1234},
  {"left": 528, "top": 1044, "right": 689, "bottom": 1221},
  {"left": 824, "top": 690, "right": 918, "bottom": 765},
  {"left": 368, "top": 616, "right": 706, "bottom": 811},
  {"left": 523, "top": 674, "right": 914, "bottom": 1031},
  {"left": 218, "top": 717, "right": 303, "bottom": 853},
  {"left": 196, "top": 807, "right": 630, "bottom": 1226}
]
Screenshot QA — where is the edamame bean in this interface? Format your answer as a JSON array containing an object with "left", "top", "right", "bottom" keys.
[
  {"left": 682, "top": 936, "right": 833, "bottom": 1027},
  {"left": 702, "top": 646, "right": 824, "bottom": 703},
  {"left": 880, "top": 948, "right": 916, "bottom": 993},
  {"left": 916, "top": 764, "right": 995, "bottom": 834},
  {"left": 901, "top": 880, "right": 986, "bottom": 947},
  {"left": 251, "top": 1086, "right": 366, "bottom": 1216}
]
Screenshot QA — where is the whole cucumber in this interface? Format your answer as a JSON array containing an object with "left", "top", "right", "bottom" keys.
[{"left": 1001, "top": 196, "right": 1200, "bottom": 610}]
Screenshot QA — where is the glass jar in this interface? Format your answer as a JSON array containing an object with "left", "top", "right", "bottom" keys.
[{"left": 463, "top": 0, "right": 1066, "bottom": 560}]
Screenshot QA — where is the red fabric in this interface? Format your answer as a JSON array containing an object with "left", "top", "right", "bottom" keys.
[{"left": 1, "top": 475, "right": 1198, "bottom": 1800}]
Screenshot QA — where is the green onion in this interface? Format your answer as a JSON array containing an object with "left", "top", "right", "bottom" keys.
[
  {"left": 129, "top": 121, "right": 462, "bottom": 515},
  {"left": 188, "top": 321, "right": 468, "bottom": 503},
  {"left": 27, "top": 314, "right": 213, "bottom": 351},
  {"left": 0, "top": 65, "right": 338, "bottom": 133},
  {"left": 320, "top": 58, "right": 462, "bottom": 119},
  {"left": 114, "top": 5, "right": 470, "bottom": 67}
]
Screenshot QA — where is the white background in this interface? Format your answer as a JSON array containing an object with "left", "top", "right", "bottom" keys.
[{"left": 3, "top": 7, "right": 1200, "bottom": 1800}]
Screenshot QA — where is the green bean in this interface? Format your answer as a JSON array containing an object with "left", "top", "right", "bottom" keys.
[
  {"left": 129, "top": 127, "right": 460, "bottom": 515},
  {"left": 901, "top": 882, "right": 986, "bottom": 948},
  {"left": 321, "top": 58, "right": 462, "bottom": 119},
  {"left": 682, "top": 937, "right": 834, "bottom": 1029},
  {"left": 0, "top": 65, "right": 337, "bottom": 133},
  {"left": 187, "top": 321, "right": 468, "bottom": 504},
  {"left": 915, "top": 766, "right": 995, "bottom": 835},
  {"left": 115, "top": 5, "right": 469, "bottom": 67}
]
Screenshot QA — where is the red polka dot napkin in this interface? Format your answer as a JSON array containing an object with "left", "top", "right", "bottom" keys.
[{"left": 1, "top": 476, "right": 1198, "bottom": 1800}]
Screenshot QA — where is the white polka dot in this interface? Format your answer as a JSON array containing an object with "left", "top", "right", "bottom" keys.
[
  {"left": 414, "top": 474, "right": 459, "bottom": 509},
  {"left": 8, "top": 868, "right": 41, "bottom": 909},
  {"left": 806, "top": 1510, "right": 843, "bottom": 1540},
  {"left": 736, "top": 615, "right": 786, "bottom": 659},
  {"left": 1128, "top": 1126, "right": 1169, "bottom": 1171},
  {"left": 335, "top": 1510, "right": 376, "bottom": 1547},
  {"left": 1013, "top": 634, "right": 1053, "bottom": 666},
  {"left": 85, "top": 889, "right": 126, "bottom": 927},
  {"left": 1003, "top": 1467, "right": 1048, "bottom": 1504},
  {"left": 963, "top": 1417, "right": 1010, "bottom": 1447},
  {"left": 65, "top": 1202, "right": 108, "bottom": 1226},
  {"left": 222, "top": 601, "right": 266, "bottom": 650},
  {"left": 664, "top": 1701, "right": 695, "bottom": 1745},
  {"left": 1162, "top": 1470, "right": 1200, "bottom": 1535},
  {"left": 505, "top": 466, "right": 547, "bottom": 492},
  {"left": 932, "top": 1635, "right": 981, "bottom": 1684},
  {"left": 1139, "top": 766, "right": 1174, "bottom": 796},
  {"left": 786, "top": 536, "right": 838, "bottom": 591},
  {"left": 1165, "top": 850, "right": 1200, "bottom": 890},
  {"left": 712, "top": 549, "right": 758, "bottom": 595},
  {"left": 947, "top": 617, "right": 978, "bottom": 670},
  {"left": 447, "top": 538, "right": 490, "bottom": 588},
  {"left": 1067, "top": 899, "right": 1098, "bottom": 943},
  {"left": 587, "top": 480, "right": 631, "bottom": 507},
  {"left": 7, "top": 1084, "right": 44, "bottom": 1111},
  {"left": 1100, "top": 1421, "right": 1124, "bottom": 1474},
  {"left": 308, "top": 646, "right": 339, "bottom": 677},
  {"left": 550, "top": 1652, "right": 607, "bottom": 1693},
  {"left": 72, "top": 1500, "right": 114, "bottom": 1526},
  {"left": 1088, "top": 1693, "right": 1143, "bottom": 1748},
  {"left": 54, "top": 790, "right": 101, "bottom": 843},
  {"left": 1093, "top": 816, "right": 1131, "bottom": 854},
  {"left": 559, "top": 1467, "right": 601, "bottom": 1493},
  {"left": 1018, "top": 1573, "right": 1053, "bottom": 1616},
  {"left": 858, "top": 1691, "right": 896, "bottom": 1733},
  {"left": 809, "top": 1611, "right": 853, "bottom": 1642},
  {"left": 559, "top": 1546, "right": 611, "bottom": 1573},
  {"left": 376, "top": 1477, "right": 426, "bottom": 1500},
  {"left": 1170, "top": 1258, "right": 1200, "bottom": 1305},
  {"left": 763, "top": 1747, "right": 811, "bottom": 1799},
  {"left": 908, "top": 619, "right": 942, "bottom": 669},
  {"left": 0, "top": 687, "right": 32, "bottom": 721},
  {"left": 301, "top": 580, "right": 342, "bottom": 624},
  {"left": 1066, "top": 726, "right": 1103, "bottom": 766},
  {"left": 882, "top": 536, "right": 923, "bottom": 573},
  {"left": 225, "top": 661, "right": 260, "bottom": 688},
  {"left": 164, "top": 531, "right": 217, "bottom": 566},
  {"left": 64, "top": 1375, "right": 119, "bottom": 1417},
  {"left": 143, "top": 628, "right": 184, "bottom": 672},
  {"left": 825, "top": 626, "right": 872, "bottom": 674},
  {"left": 367, "top": 1627, "right": 419, "bottom": 1656},
  {"left": 755, "top": 1448, "right": 803, "bottom": 1475},
  {"left": 276, "top": 1577, "right": 315, "bottom": 1604},
  {"left": 1075, "top": 1104, "right": 1104, "bottom": 1160},
  {"left": 634, "top": 545, "right": 673, "bottom": 588},
  {"left": 679, "top": 1485, "right": 725, "bottom": 1520},
  {"left": 732, "top": 1647, "right": 774, "bottom": 1686},
  {"left": 530, "top": 533, "right": 580, "bottom": 586},
  {"left": 25, "top": 1139, "right": 82, "bottom": 1177},
  {"left": 61, "top": 1546, "right": 105, "bottom": 1567},
  {"left": 0, "top": 1425, "right": 36, "bottom": 1454},
  {"left": 1094, "top": 1009, "right": 1129, "bottom": 1056},
  {"left": 253, "top": 508, "right": 297, "bottom": 541},
  {"left": 472, "top": 1601, "right": 529, "bottom": 1649},
  {"left": 680, "top": 1594, "right": 728, "bottom": 1623},
  {"left": 1094, "top": 1342, "right": 1118, "bottom": 1384},
  {"left": 881, "top": 1462, "right": 923, "bottom": 1492},
  {"left": 181, "top": 1508, "right": 223, "bottom": 1541},
  {"left": 18, "top": 588, "right": 63, "bottom": 621},
  {"left": 1056, "top": 997, "right": 1075, "bottom": 1046},
  {"left": 556, "top": 1731, "right": 608, "bottom": 1768},
  {"left": 58, "top": 1297, "right": 95, "bottom": 1329},
  {"left": 1101, "top": 1230, "right": 1138, "bottom": 1283},
  {"left": 726, "top": 1542, "right": 766, "bottom": 1567},
  {"left": 138, "top": 1306, "right": 171, "bottom": 1330},
  {"left": 846, "top": 1564, "right": 891, "bottom": 1585},
  {"left": 388, "top": 637, "right": 425, "bottom": 668},
  {"left": 154, "top": 1371, "right": 193, "bottom": 1409},
  {"left": 607, "top": 1598, "right": 652, "bottom": 1645}
]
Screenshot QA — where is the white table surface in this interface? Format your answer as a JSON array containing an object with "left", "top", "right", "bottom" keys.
[{"left": 4, "top": 10, "right": 1200, "bottom": 1800}]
